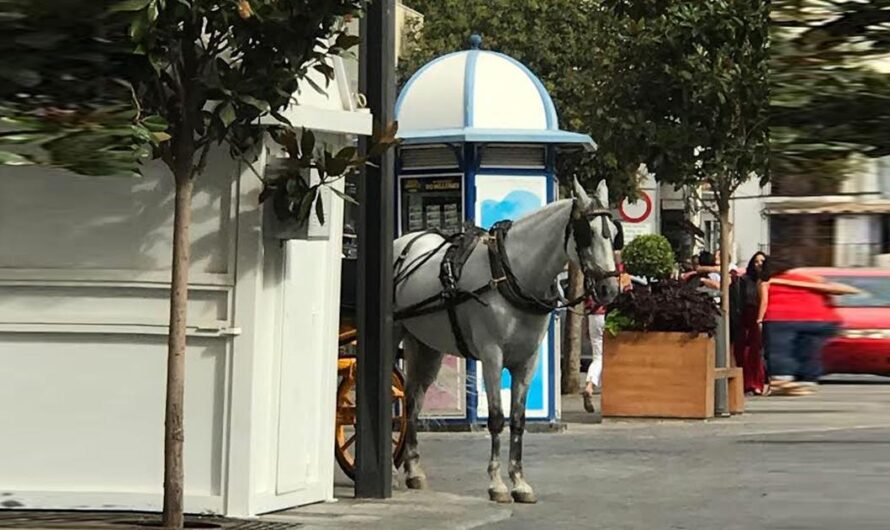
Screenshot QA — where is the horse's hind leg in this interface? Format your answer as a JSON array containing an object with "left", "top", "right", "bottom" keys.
[
  {"left": 507, "top": 352, "right": 539, "bottom": 504},
  {"left": 402, "top": 333, "right": 444, "bottom": 490},
  {"left": 481, "top": 354, "right": 510, "bottom": 503}
]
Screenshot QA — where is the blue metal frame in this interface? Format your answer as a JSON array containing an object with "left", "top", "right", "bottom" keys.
[
  {"left": 398, "top": 128, "right": 595, "bottom": 149},
  {"left": 463, "top": 50, "right": 479, "bottom": 128}
]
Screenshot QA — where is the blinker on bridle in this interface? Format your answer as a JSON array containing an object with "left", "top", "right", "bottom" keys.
[{"left": 564, "top": 201, "right": 622, "bottom": 303}]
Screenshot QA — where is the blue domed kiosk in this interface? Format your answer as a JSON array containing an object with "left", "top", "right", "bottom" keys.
[{"left": 395, "top": 36, "right": 595, "bottom": 427}]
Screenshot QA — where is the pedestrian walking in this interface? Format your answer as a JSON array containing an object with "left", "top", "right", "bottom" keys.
[
  {"left": 582, "top": 300, "right": 605, "bottom": 413},
  {"left": 731, "top": 252, "right": 767, "bottom": 395},
  {"left": 757, "top": 257, "right": 859, "bottom": 396}
]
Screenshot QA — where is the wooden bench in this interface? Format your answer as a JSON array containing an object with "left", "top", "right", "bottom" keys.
[{"left": 714, "top": 367, "right": 744, "bottom": 414}]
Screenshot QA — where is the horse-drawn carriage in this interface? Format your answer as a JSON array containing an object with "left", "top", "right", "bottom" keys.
[{"left": 334, "top": 258, "right": 408, "bottom": 479}]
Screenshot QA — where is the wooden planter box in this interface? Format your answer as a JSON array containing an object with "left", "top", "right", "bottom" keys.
[{"left": 602, "top": 332, "right": 717, "bottom": 419}]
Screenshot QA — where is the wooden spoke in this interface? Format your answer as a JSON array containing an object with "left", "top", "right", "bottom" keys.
[{"left": 343, "top": 433, "right": 357, "bottom": 449}]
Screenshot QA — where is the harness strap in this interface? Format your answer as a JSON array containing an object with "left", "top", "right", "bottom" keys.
[
  {"left": 487, "top": 221, "right": 559, "bottom": 315},
  {"left": 438, "top": 225, "right": 487, "bottom": 360}
]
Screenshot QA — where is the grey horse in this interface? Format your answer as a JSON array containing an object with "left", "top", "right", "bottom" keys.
[{"left": 392, "top": 179, "right": 620, "bottom": 504}]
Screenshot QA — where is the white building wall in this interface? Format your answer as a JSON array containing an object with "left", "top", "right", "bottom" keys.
[
  {"left": 0, "top": 154, "right": 239, "bottom": 514},
  {"left": 731, "top": 178, "right": 770, "bottom": 267}
]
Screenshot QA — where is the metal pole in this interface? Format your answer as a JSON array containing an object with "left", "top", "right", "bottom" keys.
[
  {"left": 355, "top": 0, "right": 396, "bottom": 498},
  {"left": 714, "top": 313, "right": 729, "bottom": 417}
]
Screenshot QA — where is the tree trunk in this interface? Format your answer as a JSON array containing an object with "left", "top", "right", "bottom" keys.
[
  {"left": 163, "top": 174, "right": 193, "bottom": 529},
  {"left": 718, "top": 204, "right": 732, "bottom": 368},
  {"left": 560, "top": 262, "right": 585, "bottom": 395}
]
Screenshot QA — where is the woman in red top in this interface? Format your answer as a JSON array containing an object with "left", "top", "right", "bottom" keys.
[{"left": 757, "top": 257, "right": 858, "bottom": 396}]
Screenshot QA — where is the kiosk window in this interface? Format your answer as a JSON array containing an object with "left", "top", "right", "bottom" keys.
[{"left": 400, "top": 177, "right": 463, "bottom": 235}]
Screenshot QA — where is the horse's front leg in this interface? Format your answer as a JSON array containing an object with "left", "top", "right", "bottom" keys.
[
  {"left": 481, "top": 356, "right": 510, "bottom": 503},
  {"left": 507, "top": 352, "right": 539, "bottom": 504}
]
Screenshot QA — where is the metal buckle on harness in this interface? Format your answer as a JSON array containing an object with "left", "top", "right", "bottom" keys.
[{"left": 489, "top": 276, "right": 507, "bottom": 290}]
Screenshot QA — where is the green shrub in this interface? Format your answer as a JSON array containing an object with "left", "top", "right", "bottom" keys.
[
  {"left": 621, "top": 234, "right": 675, "bottom": 280},
  {"left": 606, "top": 280, "right": 720, "bottom": 336}
]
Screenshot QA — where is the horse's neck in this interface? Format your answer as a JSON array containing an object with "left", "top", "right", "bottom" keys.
[{"left": 503, "top": 199, "right": 573, "bottom": 297}]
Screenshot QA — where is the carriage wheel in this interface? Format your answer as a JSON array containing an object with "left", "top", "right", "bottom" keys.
[{"left": 335, "top": 367, "right": 408, "bottom": 480}]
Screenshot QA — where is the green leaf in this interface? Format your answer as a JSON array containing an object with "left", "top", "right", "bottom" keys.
[
  {"left": 129, "top": 12, "right": 149, "bottom": 41},
  {"left": 314, "top": 191, "right": 326, "bottom": 225},
  {"left": 300, "top": 129, "right": 315, "bottom": 157},
  {"left": 330, "top": 186, "right": 358, "bottom": 205},
  {"left": 0, "top": 151, "right": 33, "bottom": 166},
  {"left": 219, "top": 103, "right": 236, "bottom": 128},
  {"left": 108, "top": 0, "right": 151, "bottom": 12},
  {"left": 325, "top": 151, "right": 348, "bottom": 176},
  {"left": 334, "top": 33, "right": 362, "bottom": 51},
  {"left": 151, "top": 132, "right": 172, "bottom": 143},
  {"left": 297, "top": 189, "right": 315, "bottom": 225},
  {"left": 238, "top": 95, "right": 270, "bottom": 112},
  {"left": 0, "top": 133, "right": 53, "bottom": 144},
  {"left": 142, "top": 115, "right": 168, "bottom": 132},
  {"left": 335, "top": 146, "right": 357, "bottom": 161},
  {"left": 304, "top": 75, "right": 327, "bottom": 96}
]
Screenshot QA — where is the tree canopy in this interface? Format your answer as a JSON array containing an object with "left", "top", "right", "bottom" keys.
[
  {"left": 589, "top": 0, "right": 770, "bottom": 210},
  {"left": 771, "top": 0, "right": 890, "bottom": 193},
  {"left": 0, "top": 0, "right": 153, "bottom": 174}
]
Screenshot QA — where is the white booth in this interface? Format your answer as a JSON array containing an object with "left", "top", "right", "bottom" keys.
[{"left": 0, "top": 57, "right": 369, "bottom": 517}]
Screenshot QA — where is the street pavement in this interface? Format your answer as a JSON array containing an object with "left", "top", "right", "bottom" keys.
[{"left": 275, "top": 376, "right": 890, "bottom": 530}]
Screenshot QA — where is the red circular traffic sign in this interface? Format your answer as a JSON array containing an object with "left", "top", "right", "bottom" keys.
[{"left": 618, "top": 191, "right": 653, "bottom": 223}]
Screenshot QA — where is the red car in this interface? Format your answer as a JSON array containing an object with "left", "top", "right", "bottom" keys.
[{"left": 802, "top": 268, "right": 890, "bottom": 376}]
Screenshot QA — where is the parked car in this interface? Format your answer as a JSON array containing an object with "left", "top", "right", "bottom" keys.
[{"left": 803, "top": 268, "right": 890, "bottom": 376}]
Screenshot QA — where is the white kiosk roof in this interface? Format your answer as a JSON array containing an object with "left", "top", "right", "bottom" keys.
[{"left": 396, "top": 37, "right": 595, "bottom": 149}]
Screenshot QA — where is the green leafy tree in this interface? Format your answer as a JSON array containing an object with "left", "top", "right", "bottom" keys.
[
  {"left": 0, "top": 0, "right": 156, "bottom": 173},
  {"left": 590, "top": 0, "right": 770, "bottom": 322},
  {"left": 0, "top": 1, "right": 395, "bottom": 527},
  {"left": 771, "top": 0, "right": 890, "bottom": 194}
]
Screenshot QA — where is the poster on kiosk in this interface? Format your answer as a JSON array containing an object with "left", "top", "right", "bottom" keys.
[{"left": 474, "top": 174, "right": 552, "bottom": 420}]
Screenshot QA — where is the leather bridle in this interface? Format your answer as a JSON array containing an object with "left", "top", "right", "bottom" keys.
[{"left": 564, "top": 202, "right": 622, "bottom": 305}]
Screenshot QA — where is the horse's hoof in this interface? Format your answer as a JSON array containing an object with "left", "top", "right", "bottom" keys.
[
  {"left": 511, "top": 489, "right": 538, "bottom": 504},
  {"left": 405, "top": 475, "right": 428, "bottom": 490},
  {"left": 488, "top": 487, "right": 512, "bottom": 503}
]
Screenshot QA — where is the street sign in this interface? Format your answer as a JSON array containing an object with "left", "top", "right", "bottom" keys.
[{"left": 618, "top": 191, "right": 653, "bottom": 223}]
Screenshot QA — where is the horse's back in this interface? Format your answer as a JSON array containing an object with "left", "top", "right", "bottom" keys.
[
  {"left": 393, "top": 230, "right": 493, "bottom": 316},
  {"left": 393, "top": 231, "right": 449, "bottom": 310}
]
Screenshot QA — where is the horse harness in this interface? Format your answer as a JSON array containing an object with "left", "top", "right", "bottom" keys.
[{"left": 393, "top": 203, "right": 621, "bottom": 361}]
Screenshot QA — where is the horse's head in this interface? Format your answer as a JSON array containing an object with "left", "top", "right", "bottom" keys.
[{"left": 568, "top": 177, "right": 622, "bottom": 306}]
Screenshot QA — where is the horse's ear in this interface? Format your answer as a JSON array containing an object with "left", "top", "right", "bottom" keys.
[
  {"left": 572, "top": 176, "right": 593, "bottom": 209},
  {"left": 595, "top": 179, "right": 609, "bottom": 208}
]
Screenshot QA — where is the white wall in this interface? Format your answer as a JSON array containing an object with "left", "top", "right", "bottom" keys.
[
  {"left": 0, "top": 154, "right": 239, "bottom": 514},
  {"left": 0, "top": 143, "right": 347, "bottom": 516},
  {"left": 731, "top": 178, "right": 769, "bottom": 267}
]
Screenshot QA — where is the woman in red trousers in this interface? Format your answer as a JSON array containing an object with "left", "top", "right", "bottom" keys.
[{"left": 732, "top": 252, "right": 768, "bottom": 395}]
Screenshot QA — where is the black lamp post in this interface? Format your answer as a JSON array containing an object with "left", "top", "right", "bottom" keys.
[{"left": 355, "top": 0, "right": 396, "bottom": 499}]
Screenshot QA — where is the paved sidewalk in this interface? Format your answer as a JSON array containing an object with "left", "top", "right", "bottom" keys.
[
  {"left": 261, "top": 488, "right": 511, "bottom": 530},
  {"left": 272, "top": 377, "right": 890, "bottom": 530}
]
